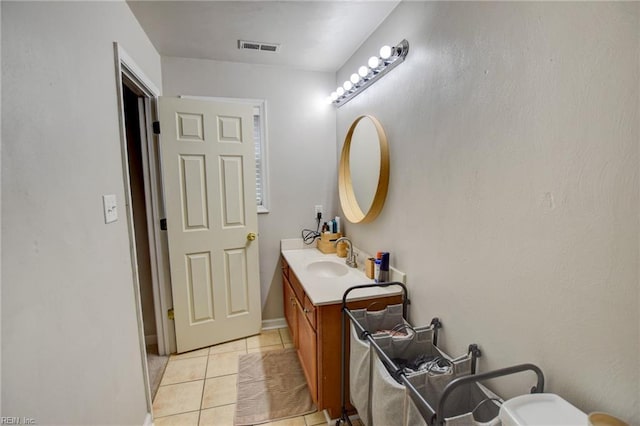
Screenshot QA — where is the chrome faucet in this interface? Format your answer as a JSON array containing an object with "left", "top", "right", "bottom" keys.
[{"left": 335, "top": 237, "right": 357, "bottom": 268}]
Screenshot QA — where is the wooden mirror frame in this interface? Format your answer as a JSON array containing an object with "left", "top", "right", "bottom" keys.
[{"left": 338, "top": 115, "right": 390, "bottom": 224}]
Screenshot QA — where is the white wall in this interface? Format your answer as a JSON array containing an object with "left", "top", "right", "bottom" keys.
[
  {"left": 162, "top": 57, "right": 337, "bottom": 321},
  {"left": 2, "top": 2, "right": 162, "bottom": 423},
  {"left": 337, "top": 2, "right": 639, "bottom": 422}
]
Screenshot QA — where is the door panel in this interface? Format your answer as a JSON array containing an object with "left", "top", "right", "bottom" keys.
[
  {"left": 224, "top": 248, "right": 249, "bottom": 315},
  {"left": 177, "top": 113, "right": 204, "bottom": 141},
  {"left": 220, "top": 156, "right": 246, "bottom": 227},
  {"left": 159, "top": 97, "right": 261, "bottom": 353},
  {"left": 185, "top": 252, "right": 214, "bottom": 323},
  {"left": 180, "top": 155, "right": 209, "bottom": 230},
  {"left": 217, "top": 116, "right": 243, "bottom": 142}
]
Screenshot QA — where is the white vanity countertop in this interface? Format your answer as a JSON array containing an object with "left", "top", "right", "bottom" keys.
[{"left": 281, "top": 239, "right": 403, "bottom": 306}]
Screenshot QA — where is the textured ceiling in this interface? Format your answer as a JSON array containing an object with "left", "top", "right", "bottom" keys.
[{"left": 127, "top": 1, "right": 400, "bottom": 72}]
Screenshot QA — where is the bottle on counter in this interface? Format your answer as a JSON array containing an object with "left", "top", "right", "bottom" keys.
[
  {"left": 374, "top": 259, "right": 381, "bottom": 283},
  {"left": 379, "top": 252, "right": 390, "bottom": 282}
]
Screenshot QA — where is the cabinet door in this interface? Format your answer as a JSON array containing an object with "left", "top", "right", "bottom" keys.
[
  {"left": 296, "top": 301, "right": 318, "bottom": 403},
  {"left": 303, "top": 295, "right": 317, "bottom": 330},
  {"left": 288, "top": 269, "right": 305, "bottom": 304},
  {"left": 283, "top": 277, "right": 298, "bottom": 347}
]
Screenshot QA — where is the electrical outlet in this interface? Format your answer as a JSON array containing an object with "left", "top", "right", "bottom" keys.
[{"left": 314, "top": 205, "right": 323, "bottom": 218}]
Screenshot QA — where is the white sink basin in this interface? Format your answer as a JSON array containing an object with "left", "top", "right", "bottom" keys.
[{"left": 305, "top": 260, "right": 349, "bottom": 278}]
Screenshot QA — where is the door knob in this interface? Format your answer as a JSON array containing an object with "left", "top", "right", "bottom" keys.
[{"left": 247, "top": 232, "right": 257, "bottom": 241}]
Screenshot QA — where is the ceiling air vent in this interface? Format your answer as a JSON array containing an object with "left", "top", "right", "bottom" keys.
[{"left": 238, "top": 40, "right": 280, "bottom": 53}]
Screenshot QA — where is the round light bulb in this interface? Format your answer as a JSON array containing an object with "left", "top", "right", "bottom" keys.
[
  {"left": 326, "top": 96, "right": 333, "bottom": 104},
  {"left": 379, "top": 45, "right": 392, "bottom": 59},
  {"left": 350, "top": 73, "right": 360, "bottom": 84},
  {"left": 343, "top": 81, "right": 353, "bottom": 91},
  {"left": 330, "top": 92, "right": 338, "bottom": 101},
  {"left": 368, "top": 56, "right": 380, "bottom": 69},
  {"left": 358, "top": 66, "right": 369, "bottom": 77},
  {"left": 336, "top": 87, "right": 345, "bottom": 96}
]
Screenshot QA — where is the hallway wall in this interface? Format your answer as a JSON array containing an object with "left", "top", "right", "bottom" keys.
[
  {"left": 2, "top": 2, "right": 162, "bottom": 423},
  {"left": 336, "top": 2, "right": 639, "bottom": 422}
]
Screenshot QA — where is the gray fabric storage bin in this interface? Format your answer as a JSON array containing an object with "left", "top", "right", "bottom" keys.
[
  {"left": 369, "top": 326, "right": 441, "bottom": 426},
  {"left": 405, "top": 377, "right": 502, "bottom": 426},
  {"left": 370, "top": 350, "right": 408, "bottom": 426},
  {"left": 349, "top": 304, "right": 405, "bottom": 426}
]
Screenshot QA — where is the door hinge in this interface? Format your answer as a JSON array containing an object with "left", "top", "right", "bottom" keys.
[
  {"left": 160, "top": 218, "right": 167, "bottom": 231},
  {"left": 168, "top": 308, "right": 174, "bottom": 320},
  {"left": 153, "top": 121, "right": 161, "bottom": 135}
]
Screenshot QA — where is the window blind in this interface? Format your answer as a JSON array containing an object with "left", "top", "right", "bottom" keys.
[{"left": 253, "top": 113, "right": 263, "bottom": 207}]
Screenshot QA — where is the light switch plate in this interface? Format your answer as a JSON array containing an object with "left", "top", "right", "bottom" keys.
[{"left": 103, "top": 194, "right": 118, "bottom": 224}]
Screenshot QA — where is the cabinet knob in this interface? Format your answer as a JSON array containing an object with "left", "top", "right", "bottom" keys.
[{"left": 304, "top": 308, "right": 310, "bottom": 313}]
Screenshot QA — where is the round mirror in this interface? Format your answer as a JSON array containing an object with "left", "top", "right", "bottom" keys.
[{"left": 338, "top": 115, "right": 389, "bottom": 224}]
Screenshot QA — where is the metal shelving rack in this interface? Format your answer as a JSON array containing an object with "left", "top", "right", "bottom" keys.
[{"left": 337, "top": 282, "right": 545, "bottom": 426}]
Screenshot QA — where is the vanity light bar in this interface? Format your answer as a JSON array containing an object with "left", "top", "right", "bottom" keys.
[{"left": 328, "top": 39, "right": 409, "bottom": 107}]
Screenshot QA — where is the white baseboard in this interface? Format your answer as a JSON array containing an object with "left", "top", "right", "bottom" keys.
[
  {"left": 145, "top": 334, "right": 157, "bottom": 345},
  {"left": 261, "top": 317, "right": 287, "bottom": 330},
  {"left": 143, "top": 412, "right": 153, "bottom": 426}
]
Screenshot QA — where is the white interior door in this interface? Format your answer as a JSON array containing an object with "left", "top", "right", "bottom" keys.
[{"left": 158, "top": 97, "right": 261, "bottom": 353}]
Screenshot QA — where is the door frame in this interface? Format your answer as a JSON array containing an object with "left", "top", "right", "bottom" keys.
[{"left": 113, "top": 42, "right": 171, "bottom": 416}]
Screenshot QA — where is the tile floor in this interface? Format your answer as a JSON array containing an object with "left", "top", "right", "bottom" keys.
[{"left": 152, "top": 327, "right": 363, "bottom": 426}]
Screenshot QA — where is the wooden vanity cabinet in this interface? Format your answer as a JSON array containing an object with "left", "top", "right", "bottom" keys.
[
  {"left": 281, "top": 256, "right": 402, "bottom": 418},
  {"left": 296, "top": 297, "right": 318, "bottom": 402},
  {"left": 303, "top": 295, "right": 317, "bottom": 329},
  {"left": 283, "top": 258, "right": 316, "bottom": 400},
  {"left": 282, "top": 275, "right": 298, "bottom": 347}
]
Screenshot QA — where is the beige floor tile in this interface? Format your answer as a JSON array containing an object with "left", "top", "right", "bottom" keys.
[
  {"left": 209, "top": 338, "right": 247, "bottom": 355},
  {"left": 160, "top": 356, "right": 208, "bottom": 385},
  {"left": 304, "top": 411, "right": 327, "bottom": 425},
  {"left": 152, "top": 380, "right": 204, "bottom": 418},
  {"left": 279, "top": 327, "right": 293, "bottom": 344},
  {"left": 202, "top": 375, "right": 238, "bottom": 409},
  {"left": 350, "top": 419, "right": 364, "bottom": 426},
  {"left": 247, "top": 343, "right": 284, "bottom": 354},
  {"left": 170, "top": 348, "right": 210, "bottom": 361},
  {"left": 284, "top": 343, "right": 295, "bottom": 349},
  {"left": 199, "top": 404, "right": 236, "bottom": 426},
  {"left": 263, "top": 417, "right": 307, "bottom": 426},
  {"left": 246, "top": 329, "right": 282, "bottom": 349},
  {"left": 154, "top": 411, "right": 200, "bottom": 426},
  {"left": 206, "top": 351, "right": 243, "bottom": 378}
]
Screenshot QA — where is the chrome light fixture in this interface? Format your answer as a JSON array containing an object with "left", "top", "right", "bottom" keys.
[{"left": 328, "top": 39, "right": 409, "bottom": 107}]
